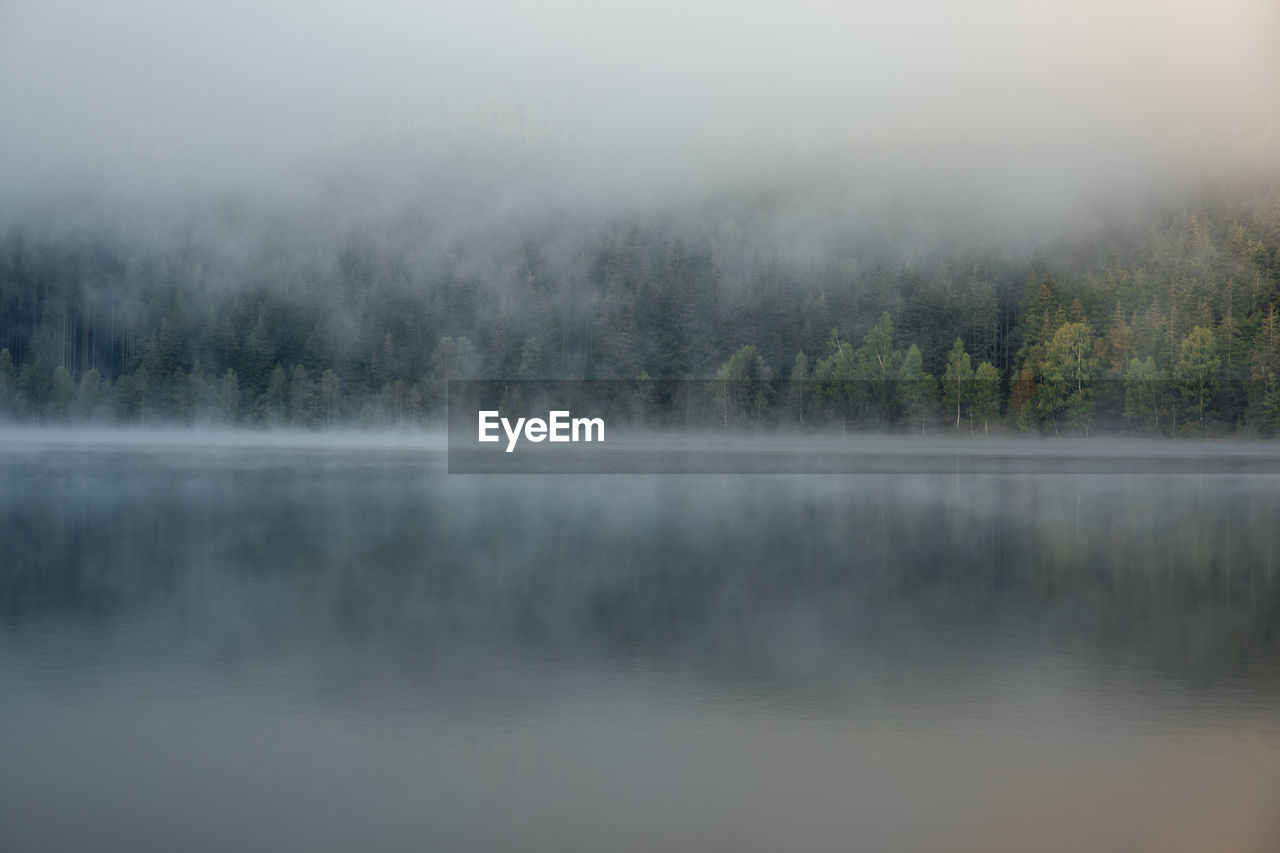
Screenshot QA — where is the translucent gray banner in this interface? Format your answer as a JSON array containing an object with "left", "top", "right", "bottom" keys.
[{"left": 446, "top": 380, "right": 1280, "bottom": 474}]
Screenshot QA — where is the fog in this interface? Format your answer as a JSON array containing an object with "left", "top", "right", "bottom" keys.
[
  {"left": 1, "top": 2, "right": 1278, "bottom": 430},
  {"left": 2, "top": 0, "right": 1276, "bottom": 228}
]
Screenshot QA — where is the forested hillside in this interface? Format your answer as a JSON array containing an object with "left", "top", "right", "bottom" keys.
[{"left": 2, "top": 180, "right": 1279, "bottom": 434}]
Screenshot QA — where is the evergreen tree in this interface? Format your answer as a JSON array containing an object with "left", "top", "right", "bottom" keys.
[
  {"left": 1174, "top": 326, "right": 1220, "bottom": 431},
  {"left": 1248, "top": 305, "right": 1280, "bottom": 431},
  {"left": 73, "top": 368, "right": 108, "bottom": 421},
  {"left": 1041, "top": 322, "right": 1100, "bottom": 432},
  {"left": 260, "top": 363, "right": 288, "bottom": 422},
  {"left": 0, "top": 183, "right": 1276, "bottom": 431},
  {"left": 899, "top": 343, "right": 936, "bottom": 435}
]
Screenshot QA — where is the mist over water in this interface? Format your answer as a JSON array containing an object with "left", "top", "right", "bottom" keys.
[
  {"left": 4, "top": 1, "right": 1280, "bottom": 849},
  {"left": 2, "top": 438, "right": 1279, "bottom": 852}
]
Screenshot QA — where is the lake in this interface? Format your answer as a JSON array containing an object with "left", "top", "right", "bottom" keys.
[{"left": 2, "top": 432, "right": 1279, "bottom": 852}]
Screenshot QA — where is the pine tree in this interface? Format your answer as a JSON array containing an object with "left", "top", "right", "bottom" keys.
[
  {"left": 260, "top": 363, "right": 288, "bottom": 422},
  {"left": 1174, "top": 326, "right": 1220, "bottom": 431},
  {"left": 74, "top": 368, "right": 107, "bottom": 421},
  {"left": 899, "top": 343, "right": 936, "bottom": 435}
]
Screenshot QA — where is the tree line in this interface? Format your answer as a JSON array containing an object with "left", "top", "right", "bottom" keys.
[{"left": 1, "top": 181, "right": 1278, "bottom": 434}]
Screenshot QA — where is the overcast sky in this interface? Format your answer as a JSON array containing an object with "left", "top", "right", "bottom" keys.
[{"left": 1, "top": 0, "right": 1276, "bottom": 212}]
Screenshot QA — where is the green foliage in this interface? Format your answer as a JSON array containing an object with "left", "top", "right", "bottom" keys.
[
  {"left": 857, "top": 312, "right": 902, "bottom": 425},
  {"left": 813, "top": 330, "right": 860, "bottom": 417},
  {"left": 814, "top": 330, "right": 857, "bottom": 381},
  {"left": 1040, "top": 322, "right": 1100, "bottom": 433},
  {"left": 789, "top": 351, "right": 810, "bottom": 424},
  {"left": 790, "top": 351, "right": 809, "bottom": 382},
  {"left": 899, "top": 343, "right": 937, "bottom": 434},
  {"left": 858, "top": 313, "right": 900, "bottom": 380},
  {"left": 898, "top": 343, "right": 924, "bottom": 382},
  {"left": 1043, "top": 322, "right": 1099, "bottom": 394},
  {"left": 717, "top": 345, "right": 770, "bottom": 382},
  {"left": 1254, "top": 372, "right": 1280, "bottom": 436},
  {"left": 73, "top": 368, "right": 109, "bottom": 421},
  {"left": 260, "top": 363, "right": 289, "bottom": 423},
  {"left": 1248, "top": 306, "right": 1280, "bottom": 432},
  {"left": 1174, "top": 326, "right": 1220, "bottom": 430},
  {"left": 716, "top": 345, "right": 771, "bottom": 428},
  {"left": 1124, "top": 356, "right": 1162, "bottom": 432},
  {"left": 972, "top": 362, "right": 1000, "bottom": 434},
  {"left": 0, "top": 181, "right": 1277, "bottom": 432},
  {"left": 1009, "top": 366, "right": 1039, "bottom": 431},
  {"left": 943, "top": 338, "right": 972, "bottom": 429}
]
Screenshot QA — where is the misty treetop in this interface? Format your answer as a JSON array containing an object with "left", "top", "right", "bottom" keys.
[{"left": 1, "top": 180, "right": 1279, "bottom": 434}]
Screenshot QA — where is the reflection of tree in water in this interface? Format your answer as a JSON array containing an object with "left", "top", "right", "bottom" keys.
[{"left": 3, "top": 449, "right": 1279, "bottom": 698}]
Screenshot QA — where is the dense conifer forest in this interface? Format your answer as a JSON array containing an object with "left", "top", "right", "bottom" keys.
[{"left": 2, "top": 179, "right": 1279, "bottom": 434}]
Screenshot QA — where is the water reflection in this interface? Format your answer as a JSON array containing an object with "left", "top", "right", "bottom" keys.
[{"left": 1, "top": 443, "right": 1279, "bottom": 852}]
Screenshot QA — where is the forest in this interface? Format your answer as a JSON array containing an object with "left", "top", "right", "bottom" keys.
[{"left": 2, "top": 177, "right": 1279, "bottom": 435}]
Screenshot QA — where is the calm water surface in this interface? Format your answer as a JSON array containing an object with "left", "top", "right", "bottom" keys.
[{"left": 2, "top": 436, "right": 1279, "bottom": 852}]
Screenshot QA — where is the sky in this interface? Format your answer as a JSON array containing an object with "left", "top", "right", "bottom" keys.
[{"left": 1, "top": 0, "right": 1276, "bottom": 214}]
